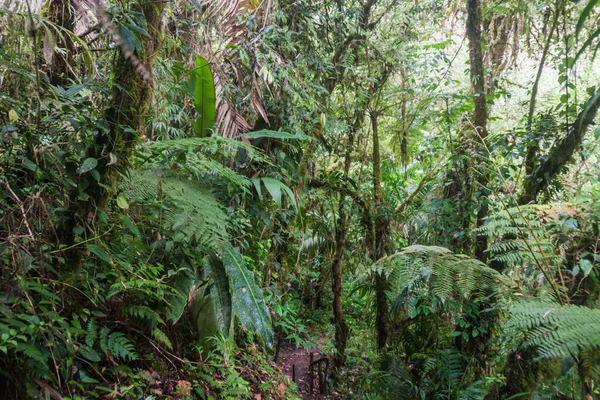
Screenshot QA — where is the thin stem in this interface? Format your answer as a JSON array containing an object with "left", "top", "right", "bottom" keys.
[{"left": 471, "top": 125, "right": 565, "bottom": 304}]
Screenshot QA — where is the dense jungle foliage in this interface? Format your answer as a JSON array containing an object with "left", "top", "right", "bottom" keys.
[{"left": 1, "top": 0, "right": 600, "bottom": 398}]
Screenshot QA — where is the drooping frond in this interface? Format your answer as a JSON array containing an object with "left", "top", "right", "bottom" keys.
[
  {"left": 193, "top": 243, "right": 273, "bottom": 350},
  {"left": 123, "top": 170, "right": 229, "bottom": 248},
  {"left": 507, "top": 300, "right": 600, "bottom": 360},
  {"left": 372, "top": 245, "right": 509, "bottom": 310}
]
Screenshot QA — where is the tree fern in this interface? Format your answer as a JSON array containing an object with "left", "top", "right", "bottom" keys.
[
  {"left": 372, "top": 245, "right": 509, "bottom": 311},
  {"left": 507, "top": 300, "right": 600, "bottom": 360},
  {"left": 123, "top": 170, "right": 229, "bottom": 248}
]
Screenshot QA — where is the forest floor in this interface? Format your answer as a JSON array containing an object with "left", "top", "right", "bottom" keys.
[{"left": 278, "top": 335, "right": 338, "bottom": 399}]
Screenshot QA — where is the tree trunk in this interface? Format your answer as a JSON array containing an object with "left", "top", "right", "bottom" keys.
[
  {"left": 46, "top": 0, "right": 75, "bottom": 85},
  {"left": 523, "top": 7, "right": 559, "bottom": 183},
  {"left": 519, "top": 88, "right": 600, "bottom": 204},
  {"left": 65, "top": 1, "right": 164, "bottom": 269},
  {"left": 331, "top": 129, "right": 356, "bottom": 369},
  {"left": 331, "top": 194, "right": 350, "bottom": 370},
  {"left": 87, "top": 0, "right": 164, "bottom": 213},
  {"left": 467, "top": 0, "right": 489, "bottom": 262},
  {"left": 371, "top": 112, "right": 388, "bottom": 350}
]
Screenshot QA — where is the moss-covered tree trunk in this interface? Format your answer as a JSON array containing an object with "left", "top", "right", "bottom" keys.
[
  {"left": 86, "top": 0, "right": 164, "bottom": 212},
  {"left": 371, "top": 111, "right": 388, "bottom": 350},
  {"left": 523, "top": 7, "right": 559, "bottom": 182},
  {"left": 331, "top": 129, "right": 355, "bottom": 369},
  {"left": 46, "top": 0, "right": 75, "bottom": 85},
  {"left": 466, "top": 0, "right": 489, "bottom": 263},
  {"left": 65, "top": 1, "right": 164, "bottom": 269},
  {"left": 518, "top": 88, "right": 600, "bottom": 205}
]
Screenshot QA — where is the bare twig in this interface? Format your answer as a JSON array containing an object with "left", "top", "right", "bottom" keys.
[
  {"left": 32, "top": 378, "right": 63, "bottom": 400},
  {"left": 1, "top": 180, "right": 34, "bottom": 239}
]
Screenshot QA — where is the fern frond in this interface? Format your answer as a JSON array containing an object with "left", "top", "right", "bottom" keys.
[
  {"left": 15, "top": 343, "right": 46, "bottom": 365},
  {"left": 372, "top": 245, "right": 508, "bottom": 311},
  {"left": 105, "top": 332, "right": 138, "bottom": 361},
  {"left": 507, "top": 300, "right": 600, "bottom": 360},
  {"left": 124, "top": 170, "right": 229, "bottom": 247},
  {"left": 152, "top": 327, "right": 173, "bottom": 350},
  {"left": 476, "top": 204, "right": 567, "bottom": 268},
  {"left": 86, "top": 318, "right": 98, "bottom": 347},
  {"left": 123, "top": 305, "right": 165, "bottom": 328}
]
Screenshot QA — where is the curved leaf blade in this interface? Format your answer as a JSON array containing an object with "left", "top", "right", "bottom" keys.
[
  {"left": 189, "top": 56, "right": 216, "bottom": 137},
  {"left": 221, "top": 243, "right": 273, "bottom": 347},
  {"left": 260, "top": 177, "right": 297, "bottom": 210},
  {"left": 204, "top": 254, "right": 233, "bottom": 337}
]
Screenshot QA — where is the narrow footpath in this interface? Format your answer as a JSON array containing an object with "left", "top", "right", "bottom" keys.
[{"left": 278, "top": 336, "right": 337, "bottom": 399}]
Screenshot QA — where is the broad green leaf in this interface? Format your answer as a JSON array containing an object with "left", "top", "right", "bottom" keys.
[
  {"left": 580, "top": 259, "right": 593, "bottom": 277},
  {"left": 192, "top": 282, "right": 220, "bottom": 357},
  {"left": 189, "top": 56, "right": 216, "bottom": 137},
  {"left": 262, "top": 177, "right": 282, "bottom": 207},
  {"left": 116, "top": 195, "right": 129, "bottom": 210},
  {"left": 77, "top": 158, "right": 97, "bottom": 175},
  {"left": 221, "top": 243, "right": 273, "bottom": 347},
  {"left": 189, "top": 0, "right": 202, "bottom": 12},
  {"left": 166, "top": 270, "right": 195, "bottom": 324},
  {"left": 192, "top": 255, "right": 233, "bottom": 355},
  {"left": 117, "top": 23, "right": 136, "bottom": 53},
  {"left": 251, "top": 178, "right": 263, "bottom": 200},
  {"left": 261, "top": 177, "right": 298, "bottom": 210},
  {"left": 64, "top": 84, "right": 84, "bottom": 97},
  {"left": 204, "top": 254, "right": 233, "bottom": 337},
  {"left": 124, "top": 22, "right": 150, "bottom": 38},
  {"left": 86, "top": 244, "right": 112, "bottom": 265},
  {"left": 78, "top": 345, "right": 101, "bottom": 362}
]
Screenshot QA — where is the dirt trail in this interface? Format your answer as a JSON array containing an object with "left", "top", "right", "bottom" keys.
[{"left": 278, "top": 336, "right": 334, "bottom": 400}]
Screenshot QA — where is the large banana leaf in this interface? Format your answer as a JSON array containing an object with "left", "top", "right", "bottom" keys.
[
  {"left": 222, "top": 243, "right": 273, "bottom": 347},
  {"left": 188, "top": 56, "right": 216, "bottom": 137}
]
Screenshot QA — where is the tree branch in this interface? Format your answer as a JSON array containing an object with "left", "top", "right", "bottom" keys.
[
  {"left": 395, "top": 171, "right": 432, "bottom": 213},
  {"left": 519, "top": 88, "right": 600, "bottom": 204}
]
